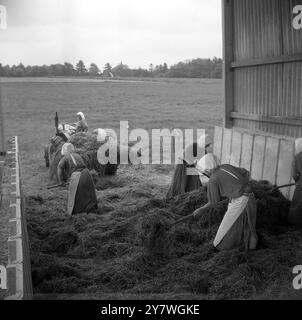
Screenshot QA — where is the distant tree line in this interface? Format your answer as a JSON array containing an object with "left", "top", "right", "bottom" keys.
[{"left": 0, "top": 57, "right": 222, "bottom": 79}]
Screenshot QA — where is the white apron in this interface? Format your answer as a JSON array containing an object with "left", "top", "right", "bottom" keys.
[
  {"left": 67, "top": 171, "right": 81, "bottom": 216},
  {"left": 213, "top": 167, "right": 249, "bottom": 247},
  {"left": 67, "top": 154, "right": 81, "bottom": 216},
  {"left": 213, "top": 194, "right": 249, "bottom": 247}
]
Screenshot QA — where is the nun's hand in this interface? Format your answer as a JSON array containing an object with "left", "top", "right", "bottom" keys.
[
  {"left": 193, "top": 208, "right": 201, "bottom": 219},
  {"left": 193, "top": 202, "right": 212, "bottom": 219}
]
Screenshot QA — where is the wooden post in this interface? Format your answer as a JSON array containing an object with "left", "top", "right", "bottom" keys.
[
  {"left": 0, "top": 82, "right": 5, "bottom": 155},
  {"left": 222, "top": 0, "right": 234, "bottom": 128},
  {"left": 55, "top": 112, "right": 59, "bottom": 135}
]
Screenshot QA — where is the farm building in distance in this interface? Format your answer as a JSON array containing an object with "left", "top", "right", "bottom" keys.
[{"left": 214, "top": 0, "right": 302, "bottom": 199}]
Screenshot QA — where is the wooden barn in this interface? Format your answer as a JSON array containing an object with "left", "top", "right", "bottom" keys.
[{"left": 214, "top": 0, "right": 302, "bottom": 198}]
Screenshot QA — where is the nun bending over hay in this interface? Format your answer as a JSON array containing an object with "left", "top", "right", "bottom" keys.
[
  {"left": 166, "top": 134, "right": 211, "bottom": 198},
  {"left": 58, "top": 143, "right": 98, "bottom": 216},
  {"left": 288, "top": 138, "right": 302, "bottom": 227},
  {"left": 193, "top": 153, "right": 258, "bottom": 251}
]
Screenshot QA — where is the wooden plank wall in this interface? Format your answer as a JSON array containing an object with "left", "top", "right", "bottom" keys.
[{"left": 213, "top": 126, "right": 295, "bottom": 199}]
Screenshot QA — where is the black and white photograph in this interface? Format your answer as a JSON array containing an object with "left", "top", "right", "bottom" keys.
[{"left": 0, "top": 0, "right": 302, "bottom": 306}]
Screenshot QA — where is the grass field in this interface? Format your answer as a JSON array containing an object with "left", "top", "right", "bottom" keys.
[
  {"left": 1, "top": 77, "right": 302, "bottom": 300},
  {"left": 1, "top": 77, "right": 222, "bottom": 208}
]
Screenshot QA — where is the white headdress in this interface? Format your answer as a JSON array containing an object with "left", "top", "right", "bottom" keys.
[
  {"left": 61, "top": 143, "right": 75, "bottom": 156},
  {"left": 195, "top": 153, "right": 220, "bottom": 174},
  {"left": 295, "top": 138, "right": 302, "bottom": 155},
  {"left": 77, "top": 112, "right": 85, "bottom": 120},
  {"left": 198, "top": 133, "right": 211, "bottom": 149}
]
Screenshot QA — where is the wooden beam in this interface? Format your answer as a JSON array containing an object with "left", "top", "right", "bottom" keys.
[
  {"left": 262, "top": 137, "right": 279, "bottom": 184},
  {"left": 222, "top": 0, "right": 234, "bottom": 128},
  {"left": 240, "top": 133, "right": 254, "bottom": 173},
  {"left": 230, "top": 130, "right": 242, "bottom": 167},
  {"left": 230, "top": 112, "right": 302, "bottom": 127},
  {"left": 276, "top": 140, "right": 295, "bottom": 198},
  {"left": 251, "top": 135, "right": 266, "bottom": 180},
  {"left": 213, "top": 126, "right": 223, "bottom": 160},
  {"left": 231, "top": 54, "right": 302, "bottom": 69},
  {"left": 232, "top": 126, "right": 295, "bottom": 141},
  {"left": 221, "top": 128, "right": 232, "bottom": 164}
]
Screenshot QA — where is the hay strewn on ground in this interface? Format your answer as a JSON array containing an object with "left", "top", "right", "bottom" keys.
[{"left": 27, "top": 166, "right": 302, "bottom": 299}]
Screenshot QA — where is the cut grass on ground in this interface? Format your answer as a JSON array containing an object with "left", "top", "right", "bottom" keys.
[{"left": 1, "top": 78, "right": 302, "bottom": 300}]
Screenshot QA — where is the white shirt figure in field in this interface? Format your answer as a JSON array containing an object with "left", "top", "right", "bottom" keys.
[{"left": 74, "top": 112, "right": 89, "bottom": 133}]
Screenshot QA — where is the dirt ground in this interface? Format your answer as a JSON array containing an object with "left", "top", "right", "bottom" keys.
[
  {"left": 1, "top": 78, "right": 302, "bottom": 299},
  {"left": 24, "top": 164, "right": 302, "bottom": 300}
]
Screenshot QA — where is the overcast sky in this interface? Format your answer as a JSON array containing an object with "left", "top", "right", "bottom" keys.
[{"left": 0, "top": 0, "right": 222, "bottom": 69}]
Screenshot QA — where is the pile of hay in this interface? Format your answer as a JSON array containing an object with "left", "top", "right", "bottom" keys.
[
  {"left": 69, "top": 132, "right": 101, "bottom": 151},
  {"left": 70, "top": 132, "right": 116, "bottom": 176},
  {"left": 249, "top": 180, "right": 290, "bottom": 231},
  {"left": 48, "top": 132, "right": 121, "bottom": 183},
  {"left": 28, "top": 179, "right": 299, "bottom": 299},
  {"left": 69, "top": 133, "right": 138, "bottom": 176},
  {"left": 138, "top": 210, "right": 172, "bottom": 256}
]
